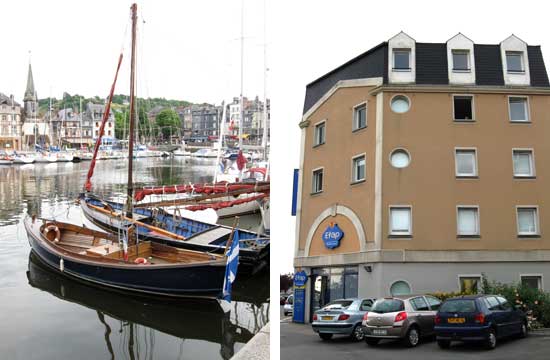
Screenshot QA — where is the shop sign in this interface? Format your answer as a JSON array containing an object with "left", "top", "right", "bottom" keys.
[
  {"left": 322, "top": 223, "right": 344, "bottom": 249},
  {"left": 294, "top": 271, "right": 308, "bottom": 288}
]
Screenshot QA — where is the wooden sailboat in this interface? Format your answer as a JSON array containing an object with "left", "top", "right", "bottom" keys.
[{"left": 26, "top": 4, "right": 233, "bottom": 298}]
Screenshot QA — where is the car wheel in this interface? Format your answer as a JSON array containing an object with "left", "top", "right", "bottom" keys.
[
  {"left": 350, "top": 325, "right": 365, "bottom": 341},
  {"left": 319, "top": 333, "right": 333, "bottom": 341},
  {"left": 365, "top": 338, "right": 380, "bottom": 346},
  {"left": 403, "top": 326, "right": 420, "bottom": 347},
  {"left": 518, "top": 321, "right": 528, "bottom": 338},
  {"left": 437, "top": 340, "right": 451, "bottom": 349},
  {"left": 485, "top": 329, "right": 497, "bottom": 350}
]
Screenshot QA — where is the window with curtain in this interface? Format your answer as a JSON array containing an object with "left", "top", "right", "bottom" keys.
[
  {"left": 513, "top": 150, "right": 534, "bottom": 177},
  {"left": 390, "top": 207, "right": 412, "bottom": 235},
  {"left": 455, "top": 149, "right": 477, "bottom": 177},
  {"left": 457, "top": 207, "right": 479, "bottom": 235},
  {"left": 460, "top": 276, "right": 481, "bottom": 293},
  {"left": 517, "top": 207, "right": 538, "bottom": 235}
]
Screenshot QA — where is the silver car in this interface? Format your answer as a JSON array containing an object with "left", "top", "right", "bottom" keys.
[
  {"left": 312, "top": 298, "right": 376, "bottom": 341},
  {"left": 283, "top": 294, "right": 293, "bottom": 316},
  {"left": 363, "top": 295, "right": 442, "bottom": 347}
]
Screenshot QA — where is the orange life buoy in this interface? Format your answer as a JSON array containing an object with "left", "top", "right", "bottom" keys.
[
  {"left": 43, "top": 225, "right": 61, "bottom": 243},
  {"left": 134, "top": 257, "right": 148, "bottom": 265}
]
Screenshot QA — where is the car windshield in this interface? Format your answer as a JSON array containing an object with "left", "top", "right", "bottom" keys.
[
  {"left": 323, "top": 300, "right": 353, "bottom": 309},
  {"left": 371, "top": 299, "right": 405, "bottom": 313},
  {"left": 440, "top": 299, "right": 477, "bottom": 313}
]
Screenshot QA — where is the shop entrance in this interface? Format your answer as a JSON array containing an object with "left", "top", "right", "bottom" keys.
[{"left": 309, "top": 266, "right": 358, "bottom": 320}]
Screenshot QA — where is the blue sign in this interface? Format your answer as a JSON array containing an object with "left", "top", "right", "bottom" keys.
[
  {"left": 291, "top": 169, "right": 299, "bottom": 216},
  {"left": 322, "top": 223, "right": 344, "bottom": 249},
  {"left": 294, "top": 271, "right": 308, "bottom": 288},
  {"left": 293, "top": 288, "right": 306, "bottom": 323}
]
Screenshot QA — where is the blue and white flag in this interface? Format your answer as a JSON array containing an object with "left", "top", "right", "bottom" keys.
[{"left": 222, "top": 230, "right": 240, "bottom": 303}]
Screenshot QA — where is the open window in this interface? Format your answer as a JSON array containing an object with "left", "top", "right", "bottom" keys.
[{"left": 453, "top": 95, "right": 474, "bottom": 121}]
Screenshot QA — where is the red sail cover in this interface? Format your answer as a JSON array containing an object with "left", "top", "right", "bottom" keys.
[
  {"left": 185, "top": 193, "right": 267, "bottom": 211},
  {"left": 134, "top": 183, "right": 263, "bottom": 202},
  {"left": 84, "top": 53, "right": 124, "bottom": 192}
]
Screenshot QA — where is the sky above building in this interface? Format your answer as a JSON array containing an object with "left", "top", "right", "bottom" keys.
[{"left": 0, "top": 0, "right": 268, "bottom": 105}]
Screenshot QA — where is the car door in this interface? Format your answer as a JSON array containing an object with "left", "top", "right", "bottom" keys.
[
  {"left": 409, "top": 296, "right": 432, "bottom": 335},
  {"left": 496, "top": 296, "right": 519, "bottom": 335},
  {"left": 424, "top": 295, "right": 442, "bottom": 335},
  {"left": 485, "top": 296, "right": 507, "bottom": 336}
]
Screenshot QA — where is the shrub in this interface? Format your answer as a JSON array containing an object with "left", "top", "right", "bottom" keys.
[{"left": 429, "top": 291, "right": 473, "bottom": 302}]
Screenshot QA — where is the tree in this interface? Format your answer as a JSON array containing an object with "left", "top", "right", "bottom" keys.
[
  {"left": 155, "top": 109, "right": 181, "bottom": 141},
  {"left": 280, "top": 273, "right": 294, "bottom": 293}
]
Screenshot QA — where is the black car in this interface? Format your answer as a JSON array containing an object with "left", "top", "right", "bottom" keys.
[{"left": 434, "top": 295, "right": 528, "bottom": 350}]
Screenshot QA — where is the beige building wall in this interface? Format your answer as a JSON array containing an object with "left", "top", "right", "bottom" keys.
[{"left": 298, "top": 86, "right": 377, "bottom": 254}]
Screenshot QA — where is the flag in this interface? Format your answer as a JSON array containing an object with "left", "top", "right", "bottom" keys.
[
  {"left": 219, "top": 160, "right": 225, "bottom": 174},
  {"left": 236, "top": 150, "right": 247, "bottom": 171},
  {"left": 222, "top": 230, "right": 240, "bottom": 302}
]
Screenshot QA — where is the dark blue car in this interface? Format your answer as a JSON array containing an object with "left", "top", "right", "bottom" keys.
[{"left": 434, "top": 295, "right": 528, "bottom": 350}]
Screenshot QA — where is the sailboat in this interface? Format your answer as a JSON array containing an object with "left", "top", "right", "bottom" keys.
[{"left": 26, "top": 4, "right": 238, "bottom": 298}]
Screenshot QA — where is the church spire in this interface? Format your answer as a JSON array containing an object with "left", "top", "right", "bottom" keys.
[{"left": 24, "top": 62, "right": 37, "bottom": 102}]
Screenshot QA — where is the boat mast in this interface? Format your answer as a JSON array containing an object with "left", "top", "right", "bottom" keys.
[
  {"left": 261, "top": 0, "right": 268, "bottom": 161},
  {"left": 238, "top": 0, "right": 244, "bottom": 150},
  {"left": 126, "top": 3, "right": 138, "bottom": 218}
]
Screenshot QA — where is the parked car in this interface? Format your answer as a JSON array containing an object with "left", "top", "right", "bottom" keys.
[
  {"left": 283, "top": 294, "right": 294, "bottom": 316},
  {"left": 280, "top": 295, "right": 289, "bottom": 305},
  {"left": 434, "top": 295, "right": 528, "bottom": 350},
  {"left": 312, "top": 298, "right": 376, "bottom": 341},
  {"left": 363, "top": 295, "right": 442, "bottom": 347}
]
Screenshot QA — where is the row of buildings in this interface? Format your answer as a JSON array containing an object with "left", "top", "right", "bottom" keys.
[{"left": 293, "top": 32, "right": 550, "bottom": 322}]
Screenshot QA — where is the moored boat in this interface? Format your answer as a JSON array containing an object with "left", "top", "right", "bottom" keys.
[
  {"left": 24, "top": 217, "right": 227, "bottom": 298},
  {"left": 35, "top": 152, "right": 58, "bottom": 163}
]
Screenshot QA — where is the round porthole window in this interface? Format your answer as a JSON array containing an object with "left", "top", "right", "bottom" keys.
[
  {"left": 390, "top": 281, "right": 411, "bottom": 296},
  {"left": 390, "top": 95, "right": 410, "bottom": 113},
  {"left": 390, "top": 149, "right": 410, "bottom": 168}
]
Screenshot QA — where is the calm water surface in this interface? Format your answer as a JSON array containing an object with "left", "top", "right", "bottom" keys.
[{"left": 0, "top": 157, "right": 269, "bottom": 360}]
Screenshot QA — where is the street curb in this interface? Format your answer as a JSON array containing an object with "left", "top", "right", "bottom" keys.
[
  {"left": 530, "top": 328, "right": 550, "bottom": 337},
  {"left": 232, "top": 323, "right": 270, "bottom": 360}
]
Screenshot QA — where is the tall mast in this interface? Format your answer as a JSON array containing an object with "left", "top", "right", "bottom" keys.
[
  {"left": 126, "top": 3, "right": 138, "bottom": 218},
  {"left": 238, "top": 0, "right": 244, "bottom": 150},
  {"left": 261, "top": 0, "right": 268, "bottom": 160},
  {"left": 79, "top": 97, "right": 82, "bottom": 149}
]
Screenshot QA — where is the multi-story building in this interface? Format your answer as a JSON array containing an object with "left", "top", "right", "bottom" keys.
[
  {"left": 176, "top": 106, "right": 193, "bottom": 138},
  {"left": 294, "top": 32, "right": 550, "bottom": 323},
  {"left": 83, "top": 102, "right": 115, "bottom": 143},
  {"left": 189, "top": 104, "right": 221, "bottom": 140},
  {"left": 50, "top": 108, "right": 87, "bottom": 148},
  {"left": 227, "top": 96, "right": 270, "bottom": 143},
  {"left": 0, "top": 93, "right": 22, "bottom": 151}
]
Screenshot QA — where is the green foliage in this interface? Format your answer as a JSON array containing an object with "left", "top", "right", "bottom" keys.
[
  {"left": 428, "top": 291, "right": 474, "bottom": 302},
  {"left": 155, "top": 109, "right": 181, "bottom": 140},
  {"left": 482, "top": 277, "right": 550, "bottom": 328}
]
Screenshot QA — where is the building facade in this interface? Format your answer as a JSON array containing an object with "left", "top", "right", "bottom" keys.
[
  {"left": 84, "top": 102, "right": 115, "bottom": 143},
  {"left": 0, "top": 93, "right": 22, "bottom": 151},
  {"left": 294, "top": 32, "right": 550, "bottom": 323}
]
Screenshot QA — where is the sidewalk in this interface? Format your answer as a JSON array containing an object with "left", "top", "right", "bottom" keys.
[{"left": 232, "top": 323, "right": 270, "bottom": 360}]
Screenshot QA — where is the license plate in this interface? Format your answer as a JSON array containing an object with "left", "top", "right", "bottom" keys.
[
  {"left": 448, "top": 318, "right": 465, "bottom": 324},
  {"left": 321, "top": 316, "right": 333, "bottom": 321},
  {"left": 372, "top": 329, "right": 387, "bottom": 336}
]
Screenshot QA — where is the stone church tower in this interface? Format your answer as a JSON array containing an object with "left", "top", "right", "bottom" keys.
[
  {"left": 23, "top": 63, "right": 38, "bottom": 120},
  {"left": 21, "top": 62, "right": 50, "bottom": 148}
]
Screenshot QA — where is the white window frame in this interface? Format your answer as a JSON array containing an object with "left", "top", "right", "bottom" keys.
[
  {"left": 456, "top": 205, "right": 480, "bottom": 236},
  {"left": 389, "top": 205, "right": 413, "bottom": 236},
  {"left": 388, "top": 279, "right": 413, "bottom": 296},
  {"left": 313, "top": 119, "right": 326, "bottom": 147},
  {"left": 457, "top": 274, "right": 482, "bottom": 293},
  {"left": 392, "top": 48, "right": 411, "bottom": 71},
  {"left": 352, "top": 101, "right": 367, "bottom": 131},
  {"left": 454, "top": 147, "right": 478, "bottom": 177},
  {"left": 311, "top": 167, "right": 324, "bottom": 194},
  {"left": 505, "top": 51, "right": 525, "bottom": 73},
  {"left": 516, "top": 206, "right": 540, "bottom": 236},
  {"left": 389, "top": 94, "right": 412, "bottom": 114},
  {"left": 452, "top": 94, "right": 475, "bottom": 121},
  {"left": 508, "top": 96, "right": 531, "bottom": 123},
  {"left": 351, "top": 153, "right": 366, "bottom": 183},
  {"left": 452, "top": 49, "right": 471, "bottom": 72},
  {"left": 519, "top": 274, "right": 544, "bottom": 291},
  {"left": 512, "top": 148, "right": 535, "bottom": 178}
]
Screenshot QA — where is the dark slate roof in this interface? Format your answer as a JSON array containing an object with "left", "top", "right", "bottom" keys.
[
  {"left": 416, "top": 43, "right": 448, "bottom": 85},
  {"left": 303, "top": 40, "right": 550, "bottom": 115},
  {"left": 303, "top": 42, "right": 386, "bottom": 114}
]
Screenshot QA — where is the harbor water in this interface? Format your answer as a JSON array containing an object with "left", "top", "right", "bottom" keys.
[{"left": 0, "top": 157, "right": 269, "bottom": 360}]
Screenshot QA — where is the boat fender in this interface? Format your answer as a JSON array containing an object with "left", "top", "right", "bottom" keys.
[
  {"left": 60, "top": 259, "right": 64, "bottom": 272},
  {"left": 134, "top": 257, "right": 148, "bottom": 265},
  {"left": 44, "top": 225, "right": 61, "bottom": 243}
]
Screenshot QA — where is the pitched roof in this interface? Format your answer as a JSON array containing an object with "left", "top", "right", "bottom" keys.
[{"left": 24, "top": 63, "right": 37, "bottom": 101}]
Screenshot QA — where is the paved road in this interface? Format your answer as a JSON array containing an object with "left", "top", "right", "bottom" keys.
[{"left": 281, "top": 322, "right": 550, "bottom": 360}]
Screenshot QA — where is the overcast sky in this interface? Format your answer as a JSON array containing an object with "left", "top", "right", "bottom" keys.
[{"left": 268, "top": 0, "right": 550, "bottom": 273}]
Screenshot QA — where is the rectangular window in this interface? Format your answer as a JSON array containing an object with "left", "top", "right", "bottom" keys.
[
  {"left": 455, "top": 149, "right": 477, "bottom": 177},
  {"left": 312, "top": 168, "right": 323, "bottom": 194},
  {"left": 353, "top": 103, "right": 367, "bottom": 130},
  {"left": 393, "top": 49, "right": 410, "bottom": 70},
  {"left": 389, "top": 206, "right": 412, "bottom": 235},
  {"left": 521, "top": 275, "right": 542, "bottom": 290},
  {"left": 457, "top": 206, "right": 479, "bottom": 236},
  {"left": 509, "top": 97, "right": 529, "bottom": 122},
  {"left": 314, "top": 121, "right": 325, "bottom": 146},
  {"left": 352, "top": 155, "right": 366, "bottom": 183},
  {"left": 453, "top": 95, "right": 474, "bottom": 121},
  {"left": 459, "top": 276, "right": 481, "bottom": 293},
  {"left": 513, "top": 149, "right": 534, "bottom": 177},
  {"left": 452, "top": 50, "right": 470, "bottom": 71},
  {"left": 517, "top": 207, "right": 539, "bottom": 236},
  {"left": 506, "top": 51, "right": 524, "bottom": 72}
]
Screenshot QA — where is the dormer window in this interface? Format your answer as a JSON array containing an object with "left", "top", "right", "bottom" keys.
[
  {"left": 506, "top": 51, "right": 524, "bottom": 73},
  {"left": 452, "top": 50, "right": 470, "bottom": 71},
  {"left": 393, "top": 49, "right": 411, "bottom": 71}
]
